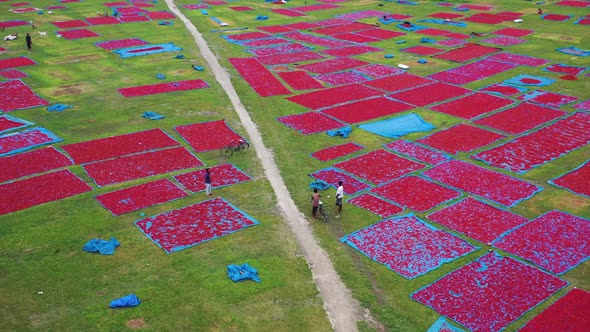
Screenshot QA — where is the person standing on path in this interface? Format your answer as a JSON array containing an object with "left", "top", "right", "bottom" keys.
[
  {"left": 335, "top": 181, "right": 344, "bottom": 219},
  {"left": 25, "top": 33, "right": 32, "bottom": 52},
  {"left": 311, "top": 188, "right": 321, "bottom": 219},
  {"left": 204, "top": 168, "right": 212, "bottom": 196}
]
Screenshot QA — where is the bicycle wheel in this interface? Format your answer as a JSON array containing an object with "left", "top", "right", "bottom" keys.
[
  {"left": 319, "top": 205, "right": 329, "bottom": 223},
  {"left": 238, "top": 141, "right": 249, "bottom": 154},
  {"left": 222, "top": 145, "right": 234, "bottom": 157}
]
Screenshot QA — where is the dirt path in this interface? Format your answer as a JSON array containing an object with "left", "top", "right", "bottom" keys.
[{"left": 164, "top": 1, "right": 364, "bottom": 330}]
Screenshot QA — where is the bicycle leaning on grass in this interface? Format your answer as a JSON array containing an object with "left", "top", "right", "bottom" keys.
[
  {"left": 221, "top": 139, "right": 250, "bottom": 157},
  {"left": 318, "top": 200, "right": 329, "bottom": 223}
]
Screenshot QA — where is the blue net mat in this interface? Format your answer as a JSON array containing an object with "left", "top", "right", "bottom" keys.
[{"left": 359, "top": 113, "right": 435, "bottom": 138}]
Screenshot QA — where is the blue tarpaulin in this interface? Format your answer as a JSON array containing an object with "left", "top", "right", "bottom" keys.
[
  {"left": 359, "top": 113, "right": 435, "bottom": 138},
  {"left": 47, "top": 104, "right": 72, "bottom": 112},
  {"left": 556, "top": 46, "right": 590, "bottom": 57},
  {"left": 326, "top": 126, "right": 351, "bottom": 138},
  {"left": 309, "top": 179, "right": 330, "bottom": 191},
  {"left": 227, "top": 263, "right": 261, "bottom": 282},
  {"left": 142, "top": 111, "right": 165, "bottom": 120},
  {"left": 83, "top": 237, "right": 120, "bottom": 255},
  {"left": 109, "top": 294, "right": 141, "bottom": 308}
]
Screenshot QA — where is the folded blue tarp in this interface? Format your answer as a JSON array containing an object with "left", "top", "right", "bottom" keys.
[
  {"left": 109, "top": 294, "right": 141, "bottom": 308},
  {"left": 142, "top": 111, "right": 165, "bottom": 120},
  {"left": 47, "top": 104, "right": 72, "bottom": 112},
  {"left": 83, "top": 237, "right": 120, "bottom": 255},
  {"left": 309, "top": 179, "right": 330, "bottom": 191},
  {"left": 359, "top": 113, "right": 435, "bottom": 138},
  {"left": 326, "top": 126, "right": 351, "bottom": 138},
  {"left": 227, "top": 264, "right": 261, "bottom": 283}
]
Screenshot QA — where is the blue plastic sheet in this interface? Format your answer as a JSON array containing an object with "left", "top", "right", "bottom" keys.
[
  {"left": 556, "top": 46, "right": 590, "bottom": 57},
  {"left": 109, "top": 294, "right": 141, "bottom": 308},
  {"left": 326, "top": 126, "right": 351, "bottom": 138},
  {"left": 113, "top": 43, "right": 182, "bottom": 58},
  {"left": 142, "top": 111, "right": 165, "bottom": 120},
  {"left": 83, "top": 237, "right": 120, "bottom": 255},
  {"left": 359, "top": 113, "right": 435, "bottom": 138},
  {"left": 309, "top": 179, "right": 330, "bottom": 191},
  {"left": 227, "top": 263, "right": 261, "bottom": 282},
  {"left": 47, "top": 104, "right": 72, "bottom": 112}
]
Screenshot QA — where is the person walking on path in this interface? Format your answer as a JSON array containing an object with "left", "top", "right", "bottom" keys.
[
  {"left": 25, "top": 33, "right": 32, "bottom": 52},
  {"left": 335, "top": 181, "right": 344, "bottom": 219},
  {"left": 311, "top": 188, "right": 321, "bottom": 219},
  {"left": 204, "top": 168, "right": 212, "bottom": 196}
]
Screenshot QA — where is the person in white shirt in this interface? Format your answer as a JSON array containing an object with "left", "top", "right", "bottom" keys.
[{"left": 335, "top": 181, "right": 344, "bottom": 219}]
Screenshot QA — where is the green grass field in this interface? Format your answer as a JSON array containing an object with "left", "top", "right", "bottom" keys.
[{"left": 1, "top": 0, "right": 588, "bottom": 331}]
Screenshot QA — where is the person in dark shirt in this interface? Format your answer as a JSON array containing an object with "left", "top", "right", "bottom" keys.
[{"left": 204, "top": 168, "right": 212, "bottom": 196}]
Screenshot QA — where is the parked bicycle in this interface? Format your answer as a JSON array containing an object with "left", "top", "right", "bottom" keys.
[
  {"left": 318, "top": 200, "right": 329, "bottom": 223},
  {"left": 222, "top": 139, "right": 250, "bottom": 157}
]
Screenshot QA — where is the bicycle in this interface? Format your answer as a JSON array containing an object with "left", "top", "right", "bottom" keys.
[
  {"left": 318, "top": 200, "right": 329, "bottom": 223},
  {"left": 222, "top": 139, "right": 249, "bottom": 157}
]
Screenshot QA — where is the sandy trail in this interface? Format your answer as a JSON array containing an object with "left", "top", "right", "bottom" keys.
[{"left": 163, "top": 1, "right": 363, "bottom": 330}]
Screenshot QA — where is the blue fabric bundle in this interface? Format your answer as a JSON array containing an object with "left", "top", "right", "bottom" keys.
[
  {"left": 109, "top": 294, "right": 141, "bottom": 308},
  {"left": 174, "top": 54, "right": 184, "bottom": 59},
  {"left": 384, "top": 54, "right": 395, "bottom": 58},
  {"left": 418, "top": 59, "right": 428, "bottom": 64},
  {"left": 158, "top": 21, "right": 173, "bottom": 25},
  {"left": 256, "top": 15, "right": 268, "bottom": 20},
  {"left": 192, "top": 65, "right": 204, "bottom": 71},
  {"left": 83, "top": 237, "right": 120, "bottom": 255},
  {"left": 420, "top": 37, "right": 435, "bottom": 43},
  {"left": 156, "top": 73, "right": 166, "bottom": 80},
  {"left": 326, "top": 126, "right": 351, "bottom": 138},
  {"left": 47, "top": 104, "right": 72, "bottom": 112},
  {"left": 309, "top": 179, "right": 330, "bottom": 191},
  {"left": 396, "top": 40, "right": 406, "bottom": 44},
  {"left": 142, "top": 111, "right": 165, "bottom": 120},
  {"left": 452, "top": 7, "right": 470, "bottom": 12},
  {"left": 227, "top": 264, "right": 261, "bottom": 283}
]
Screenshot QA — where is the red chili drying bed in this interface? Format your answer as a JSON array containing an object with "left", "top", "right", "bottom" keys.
[
  {"left": 550, "top": 161, "right": 590, "bottom": 197},
  {"left": 175, "top": 119, "right": 245, "bottom": 152},
  {"left": 52, "top": 19, "right": 89, "bottom": 28},
  {"left": 485, "top": 52, "right": 549, "bottom": 67},
  {"left": 257, "top": 51, "right": 325, "bottom": 65},
  {"left": 423, "top": 160, "right": 542, "bottom": 206},
  {"left": 0, "top": 170, "right": 92, "bottom": 216},
  {"left": 481, "top": 36, "right": 527, "bottom": 46},
  {"left": 0, "top": 68, "right": 27, "bottom": 79},
  {"left": 287, "top": 83, "right": 383, "bottom": 110},
  {"left": 0, "top": 115, "right": 29, "bottom": 133},
  {"left": 61, "top": 128, "right": 179, "bottom": 164},
  {"left": 518, "top": 90, "right": 579, "bottom": 108},
  {"left": 0, "top": 147, "right": 73, "bottom": 183},
  {"left": 283, "top": 31, "right": 351, "bottom": 48},
  {"left": 435, "top": 43, "right": 501, "bottom": 63},
  {"left": 354, "top": 64, "right": 405, "bottom": 78},
  {"left": 0, "top": 56, "right": 36, "bottom": 70},
  {"left": 95, "top": 38, "right": 149, "bottom": 50},
  {"left": 247, "top": 43, "right": 310, "bottom": 57},
  {"left": 384, "top": 140, "right": 450, "bottom": 165},
  {"left": 402, "top": 45, "right": 445, "bottom": 56},
  {"left": 83, "top": 147, "right": 203, "bottom": 186},
  {"left": 364, "top": 73, "right": 434, "bottom": 92},
  {"left": 134, "top": 197, "right": 259, "bottom": 253},
  {"left": 479, "top": 83, "right": 525, "bottom": 96},
  {"left": 473, "top": 112, "right": 590, "bottom": 173},
  {"left": 346, "top": 193, "right": 403, "bottom": 218},
  {"left": 311, "top": 168, "right": 371, "bottom": 195},
  {"left": 331, "top": 33, "right": 380, "bottom": 43},
  {"left": 341, "top": 214, "right": 476, "bottom": 279},
  {"left": 117, "top": 79, "right": 209, "bottom": 97},
  {"left": 312, "top": 22, "right": 374, "bottom": 35},
  {"left": 321, "top": 97, "right": 414, "bottom": 124},
  {"left": 427, "top": 197, "right": 529, "bottom": 244},
  {"left": 463, "top": 13, "right": 510, "bottom": 24},
  {"left": 174, "top": 163, "right": 252, "bottom": 193},
  {"left": 492, "top": 27, "right": 534, "bottom": 37},
  {"left": 475, "top": 103, "right": 566, "bottom": 135},
  {"left": 355, "top": 28, "right": 406, "bottom": 40},
  {"left": 317, "top": 71, "right": 368, "bottom": 86},
  {"left": 388, "top": 82, "right": 471, "bottom": 107},
  {"left": 493, "top": 210, "right": 590, "bottom": 275},
  {"left": 229, "top": 57, "right": 290, "bottom": 97},
  {"left": 271, "top": 8, "right": 306, "bottom": 17},
  {"left": 57, "top": 29, "right": 100, "bottom": 40},
  {"left": 277, "top": 71, "right": 324, "bottom": 90},
  {"left": 430, "top": 92, "right": 513, "bottom": 119},
  {"left": 557, "top": 0, "right": 590, "bottom": 6},
  {"left": 0, "top": 79, "right": 49, "bottom": 112},
  {"left": 429, "top": 12, "right": 464, "bottom": 20},
  {"left": 297, "top": 57, "right": 369, "bottom": 74},
  {"left": 145, "top": 11, "right": 176, "bottom": 19},
  {"left": 96, "top": 179, "right": 188, "bottom": 216},
  {"left": 229, "top": 6, "right": 253, "bottom": 11},
  {"left": 311, "top": 142, "right": 364, "bottom": 162},
  {"left": 371, "top": 176, "right": 461, "bottom": 212},
  {"left": 335, "top": 149, "right": 426, "bottom": 185},
  {"left": 321, "top": 45, "right": 382, "bottom": 57},
  {"left": 412, "top": 252, "right": 568, "bottom": 332},
  {"left": 86, "top": 16, "right": 121, "bottom": 25},
  {"left": 277, "top": 111, "right": 345, "bottom": 135},
  {"left": 242, "top": 37, "right": 289, "bottom": 47},
  {"left": 519, "top": 289, "right": 590, "bottom": 332}
]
